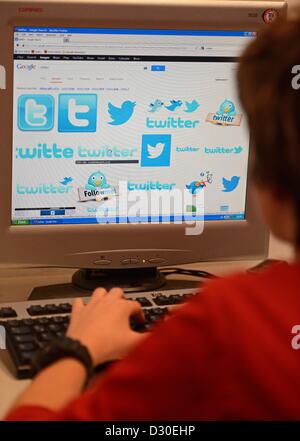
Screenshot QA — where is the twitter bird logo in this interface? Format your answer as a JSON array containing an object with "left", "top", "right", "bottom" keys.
[
  {"left": 149, "top": 99, "right": 164, "bottom": 113},
  {"left": 184, "top": 100, "right": 200, "bottom": 113},
  {"left": 164, "top": 100, "right": 183, "bottom": 111},
  {"left": 60, "top": 177, "right": 73, "bottom": 186},
  {"left": 108, "top": 100, "right": 136, "bottom": 125},
  {"left": 222, "top": 176, "right": 240, "bottom": 192},
  {"left": 141, "top": 134, "right": 171, "bottom": 167},
  {"left": 147, "top": 142, "right": 165, "bottom": 159},
  {"left": 186, "top": 180, "right": 206, "bottom": 195}
]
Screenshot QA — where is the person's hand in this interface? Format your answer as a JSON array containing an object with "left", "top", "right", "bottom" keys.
[{"left": 66, "top": 287, "right": 147, "bottom": 366}]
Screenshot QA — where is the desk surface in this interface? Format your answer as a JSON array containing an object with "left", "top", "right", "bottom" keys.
[{"left": 0, "top": 235, "right": 293, "bottom": 419}]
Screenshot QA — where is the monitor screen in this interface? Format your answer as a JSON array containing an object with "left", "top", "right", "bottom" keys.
[{"left": 12, "top": 27, "right": 255, "bottom": 226}]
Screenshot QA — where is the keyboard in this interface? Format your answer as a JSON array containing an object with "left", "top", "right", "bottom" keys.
[{"left": 0, "top": 288, "right": 198, "bottom": 379}]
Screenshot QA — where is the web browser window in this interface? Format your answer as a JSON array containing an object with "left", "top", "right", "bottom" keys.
[{"left": 12, "top": 27, "right": 255, "bottom": 225}]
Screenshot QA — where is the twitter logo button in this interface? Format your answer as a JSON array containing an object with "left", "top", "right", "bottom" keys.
[
  {"left": 58, "top": 94, "right": 97, "bottom": 132},
  {"left": 141, "top": 134, "right": 172, "bottom": 167},
  {"left": 18, "top": 94, "right": 54, "bottom": 131},
  {"left": 222, "top": 176, "right": 240, "bottom": 192},
  {"left": 108, "top": 100, "right": 136, "bottom": 125}
]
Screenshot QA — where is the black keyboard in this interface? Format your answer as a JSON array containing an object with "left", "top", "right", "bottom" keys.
[{"left": 0, "top": 289, "right": 197, "bottom": 379}]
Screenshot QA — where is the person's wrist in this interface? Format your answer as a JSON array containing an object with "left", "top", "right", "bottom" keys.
[
  {"left": 66, "top": 333, "right": 99, "bottom": 366},
  {"left": 47, "top": 357, "right": 87, "bottom": 378}
]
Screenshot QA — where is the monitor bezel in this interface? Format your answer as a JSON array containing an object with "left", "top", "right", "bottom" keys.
[{"left": 0, "top": 0, "right": 287, "bottom": 268}]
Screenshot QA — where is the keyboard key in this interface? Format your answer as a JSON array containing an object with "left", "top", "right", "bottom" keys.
[
  {"left": 27, "top": 305, "right": 45, "bottom": 316},
  {"left": 10, "top": 326, "right": 31, "bottom": 335},
  {"left": 13, "top": 334, "right": 35, "bottom": 343},
  {"left": 52, "top": 316, "right": 65, "bottom": 324},
  {"left": 22, "top": 319, "right": 35, "bottom": 326},
  {"left": 61, "top": 316, "right": 70, "bottom": 324},
  {"left": 152, "top": 308, "right": 165, "bottom": 315},
  {"left": 44, "top": 304, "right": 60, "bottom": 315},
  {"left": 0, "top": 307, "right": 17, "bottom": 318},
  {"left": 5, "top": 320, "right": 21, "bottom": 327},
  {"left": 57, "top": 303, "right": 72, "bottom": 313},
  {"left": 168, "top": 294, "right": 182, "bottom": 304},
  {"left": 40, "top": 332, "right": 54, "bottom": 342},
  {"left": 48, "top": 324, "right": 62, "bottom": 332},
  {"left": 153, "top": 295, "right": 170, "bottom": 306},
  {"left": 19, "top": 351, "right": 35, "bottom": 362},
  {"left": 36, "top": 318, "right": 50, "bottom": 325},
  {"left": 33, "top": 325, "right": 46, "bottom": 333},
  {"left": 135, "top": 297, "right": 152, "bottom": 307},
  {"left": 17, "top": 342, "right": 36, "bottom": 352}
]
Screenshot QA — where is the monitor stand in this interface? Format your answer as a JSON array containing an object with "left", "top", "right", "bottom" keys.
[
  {"left": 72, "top": 267, "right": 166, "bottom": 292},
  {"left": 28, "top": 267, "right": 168, "bottom": 300}
]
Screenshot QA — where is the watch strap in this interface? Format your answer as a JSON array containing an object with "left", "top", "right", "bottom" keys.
[{"left": 31, "top": 336, "right": 94, "bottom": 386}]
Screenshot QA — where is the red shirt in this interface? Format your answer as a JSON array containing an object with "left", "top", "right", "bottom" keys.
[{"left": 5, "top": 262, "right": 300, "bottom": 420}]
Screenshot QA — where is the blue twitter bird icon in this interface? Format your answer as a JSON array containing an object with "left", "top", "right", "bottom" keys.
[
  {"left": 222, "top": 176, "right": 240, "bottom": 192},
  {"left": 108, "top": 100, "right": 136, "bottom": 125},
  {"left": 184, "top": 100, "right": 200, "bottom": 113},
  {"left": 164, "top": 100, "right": 182, "bottom": 111},
  {"left": 60, "top": 177, "right": 73, "bottom": 186}
]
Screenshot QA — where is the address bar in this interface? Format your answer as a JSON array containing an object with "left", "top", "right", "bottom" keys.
[
  {"left": 24, "top": 43, "right": 199, "bottom": 51},
  {"left": 21, "top": 44, "right": 241, "bottom": 54}
]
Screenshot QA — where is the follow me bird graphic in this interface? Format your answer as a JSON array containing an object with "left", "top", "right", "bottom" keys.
[
  {"left": 85, "top": 171, "right": 110, "bottom": 190},
  {"left": 222, "top": 176, "right": 240, "bottom": 192},
  {"left": 108, "top": 100, "right": 136, "bottom": 125},
  {"left": 217, "top": 99, "right": 236, "bottom": 117}
]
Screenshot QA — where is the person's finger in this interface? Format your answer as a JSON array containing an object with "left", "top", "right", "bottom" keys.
[
  {"left": 108, "top": 287, "right": 125, "bottom": 299},
  {"left": 71, "top": 298, "right": 84, "bottom": 315},
  {"left": 88, "top": 287, "right": 108, "bottom": 305},
  {"left": 125, "top": 300, "right": 145, "bottom": 323}
]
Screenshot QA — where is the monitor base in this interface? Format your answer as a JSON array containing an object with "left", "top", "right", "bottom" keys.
[
  {"left": 72, "top": 267, "right": 166, "bottom": 293},
  {"left": 28, "top": 267, "right": 168, "bottom": 300}
]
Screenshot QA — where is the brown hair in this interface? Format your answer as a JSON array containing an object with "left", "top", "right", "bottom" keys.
[{"left": 237, "top": 18, "right": 300, "bottom": 241}]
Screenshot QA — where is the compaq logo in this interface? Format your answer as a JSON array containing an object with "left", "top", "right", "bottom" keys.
[{"left": 18, "top": 7, "right": 43, "bottom": 13}]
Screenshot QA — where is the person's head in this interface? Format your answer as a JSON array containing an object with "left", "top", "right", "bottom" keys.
[{"left": 238, "top": 17, "right": 300, "bottom": 248}]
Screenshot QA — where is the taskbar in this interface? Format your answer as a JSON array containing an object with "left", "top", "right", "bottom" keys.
[{"left": 12, "top": 213, "right": 245, "bottom": 225}]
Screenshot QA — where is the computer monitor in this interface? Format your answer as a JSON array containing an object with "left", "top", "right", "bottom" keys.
[{"left": 0, "top": 0, "right": 287, "bottom": 294}]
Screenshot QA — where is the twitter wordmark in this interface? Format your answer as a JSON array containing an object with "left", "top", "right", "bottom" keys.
[
  {"left": 222, "top": 176, "right": 240, "bottom": 192},
  {"left": 108, "top": 100, "right": 136, "bottom": 125},
  {"left": 141, "top": 134, "right": 172, "bottom": 167}
]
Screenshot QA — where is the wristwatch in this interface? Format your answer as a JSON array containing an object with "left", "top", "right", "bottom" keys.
[{"left": 31, "top": 336, "right": 94, "bottom": 386}]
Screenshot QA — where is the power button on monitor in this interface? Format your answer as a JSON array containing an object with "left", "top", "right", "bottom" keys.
[{"left": 93, "top": 259, "right": 112, "bottom": 265}]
